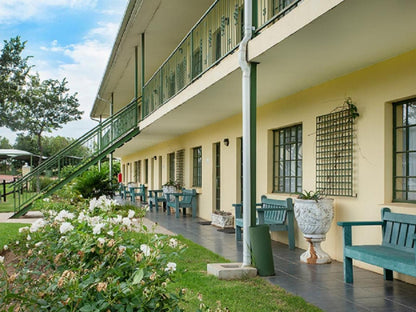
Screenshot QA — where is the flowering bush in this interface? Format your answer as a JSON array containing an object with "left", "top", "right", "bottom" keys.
[{"left": 0, "top": 195, "right": 186, "bottom": 311}]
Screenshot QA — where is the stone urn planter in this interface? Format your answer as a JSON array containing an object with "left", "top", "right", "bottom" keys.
[
  {"left": 294, "top": 196, "right": 334, "bottom": 264},
  {"left": 211, "top": 211, "right": 234, "bottom": 228},
  {"left": 162, "top": 180, "right": 182, "bottom": 202}
]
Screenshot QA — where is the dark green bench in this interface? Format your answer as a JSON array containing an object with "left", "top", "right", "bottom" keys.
[
  {"left": 337, "top": 208, "right": 416, "bottom": 283},
  {"left": 119, "top": 183, "right": 130, "bottom": 200},
  {"left": 129, "top": 184, "right": 146, "bottom": 203},
  {"left": 148, "top": 189, "right": 166, "bottom": 212},
  {"left": 234, "top": 196, "right": 295, "bottom": 249},
  {"left": 165, "top": 188, "right": 197, "bottom": 218}
]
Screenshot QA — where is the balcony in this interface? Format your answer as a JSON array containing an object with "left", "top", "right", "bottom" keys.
[{"left": 142, "top": 0, "right": 300, "bottom": 119}]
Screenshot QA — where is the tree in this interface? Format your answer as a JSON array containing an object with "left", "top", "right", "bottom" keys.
[
  {"left": 9, "top": 74, "right": 83, "bottom": 165},
  {"left": 0, "top": 37, "right": 31, "bottom": 128},
  {"left": 0, "top": 136, "right": 12, "bottom": 149}
]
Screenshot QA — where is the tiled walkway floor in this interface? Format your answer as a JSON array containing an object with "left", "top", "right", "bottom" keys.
[{"left": 146, "top": 209, "right": 416, "bottom": 312}]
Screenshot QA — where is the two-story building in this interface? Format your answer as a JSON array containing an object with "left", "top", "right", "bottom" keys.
[{"left": 90, "top": 0, "right": 416, "bottom": 283}]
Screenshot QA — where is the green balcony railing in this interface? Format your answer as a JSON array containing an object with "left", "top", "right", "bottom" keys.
[
  {"left": 142, "top": 0, "right": 300, "bottom": 118},
  {"left": 12, "top": 97, "right": 141, "bottom": 217}
]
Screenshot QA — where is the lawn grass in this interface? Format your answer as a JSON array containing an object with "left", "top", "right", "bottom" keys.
[
  {"left": 128, "top": 232, "right": 322, "bottom": 312},
  {"left": 1, "top": 225, "right": 321, "bottom": 311},
  {"left": 0, "top": 201, "right": 14, "bottom": 213},
  {"left": 0, "top": 223, "right": 29, "bottom": 247}
]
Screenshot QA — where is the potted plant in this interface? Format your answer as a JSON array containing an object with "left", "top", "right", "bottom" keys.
[
  {"left": 294, "top": 191, "right": 334, "bottom": 264},
  {"left": 211, "top": 210, "right": 234, "bottom": 228}
]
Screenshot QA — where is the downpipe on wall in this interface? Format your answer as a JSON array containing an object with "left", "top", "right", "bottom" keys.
[{"left": 238, "top": 0, "right": 253, "bottom": 267}]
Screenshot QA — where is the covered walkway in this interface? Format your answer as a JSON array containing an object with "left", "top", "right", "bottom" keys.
[{"left": 146, "top": 210, "right": 416, "bottom": 312}]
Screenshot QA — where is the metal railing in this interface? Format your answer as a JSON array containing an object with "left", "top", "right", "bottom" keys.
[
  {"left": 12, "top": 97, "right": 141, "bottom": 213},
  {"left": 142, "top": 0, "right": 301, "bottom": 119}
]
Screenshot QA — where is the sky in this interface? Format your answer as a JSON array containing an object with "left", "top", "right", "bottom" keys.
[{"left": 0, "top": 0, "right": 128, "bottom": 144}]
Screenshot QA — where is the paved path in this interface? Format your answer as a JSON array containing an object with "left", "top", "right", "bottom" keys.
[{"left": 0, "top": 211, "right": 43, "bottom": 224}]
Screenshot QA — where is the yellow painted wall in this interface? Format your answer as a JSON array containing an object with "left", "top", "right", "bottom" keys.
[{"left": 121, "top": 49, "right": 416, "bottom": 282}]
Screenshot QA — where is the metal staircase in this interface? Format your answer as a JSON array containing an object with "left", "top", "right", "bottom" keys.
[{"left": 11, "top": 97, "right": 142, "bottom": 218}]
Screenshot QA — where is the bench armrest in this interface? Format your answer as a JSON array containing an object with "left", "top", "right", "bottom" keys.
[{"left": 337, "top": 221, "right": 383, "bottom": 247}]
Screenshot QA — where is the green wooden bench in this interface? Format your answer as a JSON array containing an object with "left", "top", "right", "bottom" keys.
[
  {"left": 148, "top": 189, "right": 166, "bottom": 212},
  {"left": 129, "top": 184, "right": 146, "bottom": 203},
  {"left": 165, "top": 188, "right": 197, "bottom": 218},
  {"left": 119, "top": 183, "right": 130, "bottom": 200},
  {"left": 337, "top": 208, "right": 416, "bottom": 283},
  {"left": 234, "top": 196, "right": 295, "bottom": 249}
]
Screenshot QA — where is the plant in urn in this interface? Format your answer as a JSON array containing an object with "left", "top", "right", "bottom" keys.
[{"left": 294, "top": 191, "right": 334, "bottom": 264}]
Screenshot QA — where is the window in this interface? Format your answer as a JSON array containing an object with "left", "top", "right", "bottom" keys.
[
  {"left": 393, "top": 98, "right": 416, "bottom": 202},
  {"left": 192, "top": 146, "right": 202, "bottom": 187},
  {"left": 273, "top": 125, "right": 302, "bottom": 193},
  {"left": 168, "top": 152, "right": 175, "bottom": 181}
]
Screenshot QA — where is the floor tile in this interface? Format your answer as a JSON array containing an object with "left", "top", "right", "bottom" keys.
[{"left": 145, "top": 210, "right": 416, "bottom": 312}]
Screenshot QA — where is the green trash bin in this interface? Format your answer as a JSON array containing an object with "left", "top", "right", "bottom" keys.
[{"left": 250, "top": 224, "right": 275, "bottom": 276}]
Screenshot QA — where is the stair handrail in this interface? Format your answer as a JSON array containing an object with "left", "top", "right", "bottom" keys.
[{"left": 12, "top": 97, "right": 141, "bottom": 188}]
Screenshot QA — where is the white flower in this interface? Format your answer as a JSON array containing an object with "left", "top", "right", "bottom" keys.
[
  {"left": 165, "top": 262, "right": 177, "bottom": 272},
  {"left": 111, "top": 215, "right": 122, "bottom": 224},
  {"left": 35, "top": 242, "right": 43, "bottom": 247},
  {"left": 3, "top": 245, "right": 8, "bottom": 251},
  {"left": 59, "top": 222, "right": 74, "bottom": 234},
  {"left": 88, "top": 216, "right": 103, "bottom": 226},
  {"left": 55, "top": 210, "right": 75, "bottom": 222},
  {"left": 169, "top": 238, "right": 178, "bottom": 248},
  {"left": 140, "top": 244, "right": 151, "bottom": 257},
  {"left": 43, "top": 197, "right": 50, "bottom": 202},
  {"left": 78, "top": 211, "right": 87, "bottom": 222},
  {"left": 107, "top": 230, "right": 114, "bottom": 237},
  {"left": 92, "top": 223, "right": 106, "bottom": 235},
  {"left": 97, "top": 237, "right": 106, "bottom": 245},
  {"left": 18, "top": 227, "right": 29, "bottom": 233},
  {"left": 15, "top": 241, "right": 19, "bottom": 245},
  {"left": 26, "top": 234, "right": 31, "bottom": 241},
  {"left": 30, "top": 219, "right": 47, "bottom": 233},
  {"left": 122, "top": 217, "right": 132, "bottom": 227},
  {"left": 0, "top": 256, "right": 4, "bottom": 264},
  {"left": 119, "top": 245, "right": 126, "bottom": 253},
  {"left": 128, "top": 209, "right": 135, "bottom": 219}
]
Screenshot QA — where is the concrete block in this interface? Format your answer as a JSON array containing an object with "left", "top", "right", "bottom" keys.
[{"left": 207, "top": 262, "right": 257, "bottom": 280}]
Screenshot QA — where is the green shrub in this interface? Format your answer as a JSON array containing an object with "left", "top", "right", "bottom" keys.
[
  {"left": 73, "top": 167, "right": 114, "bottom": 199},
  {"left": 0, "top": 196, "right": 185, "bottom": 311}
]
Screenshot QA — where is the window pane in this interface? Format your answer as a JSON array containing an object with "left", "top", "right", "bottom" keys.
[
  {"left": 395, "top": 128, "right": 406, "bottom": 152},
  {"left": 396, "top": 153, "right": 406, "bottom": 176},
  {"left": 409, "top": 152, "right": 416, "bottom": 176},
  {"left": 409, "top": 127, "right": 416, "bottom": 150},
  {"left": 408, "top": 104, "right": 416, "bottom": 126},
  {"left": 395, "top": 178, "right": 406, "bottom": 191}
]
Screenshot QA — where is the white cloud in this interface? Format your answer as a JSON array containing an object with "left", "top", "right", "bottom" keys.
[
  {"left": 0, "top": 0, "right": 98, "bottom": 23},
  {"left": 37, "top": 21, "right": 119, "bottom": 114}
]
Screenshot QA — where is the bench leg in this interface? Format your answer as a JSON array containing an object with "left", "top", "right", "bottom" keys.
[
  {"left": 344, "top": 256, "right": 353, "bottom": 283},
  {"left": 154, "top": 199, "right": 159, "bottom": 212},
  {"left": 384, "top": 269, "right": 393, "bottom": 281},
  {"left": 149, "top": 200, "right": 153, "bottom": 212},
  {"left": 236, "top": 225, "right": 242, "bottom": 241},
  {"left": 167, "top": 205, "right": 171, "bottom": 215},
  {"left": 175, "top": 207, "right": 180, "bottom": 218}
]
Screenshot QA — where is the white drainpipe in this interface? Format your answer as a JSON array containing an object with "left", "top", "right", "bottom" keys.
[{"left": 238, "top": 0, "right": 253, "bottom": 267}]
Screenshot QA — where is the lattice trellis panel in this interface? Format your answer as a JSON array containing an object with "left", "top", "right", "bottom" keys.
[{"left": 316, "top": 108, "right": 356, "bottom": 197}]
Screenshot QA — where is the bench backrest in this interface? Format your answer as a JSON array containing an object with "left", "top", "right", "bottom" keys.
[
  {"left": 181, "top": 189, "right": 196, "bottom": 204},
  {"left": 260, "top": 195, "right": 292, "bottom": 223},
  {"left": 382, "top": 208, "right": 416, "bottom": 252}
]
